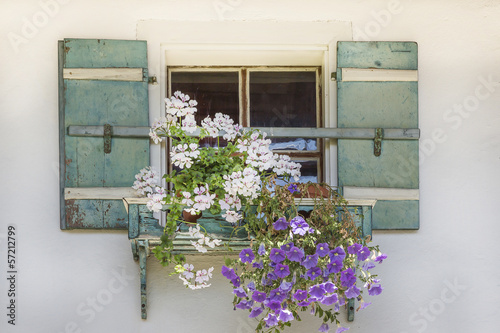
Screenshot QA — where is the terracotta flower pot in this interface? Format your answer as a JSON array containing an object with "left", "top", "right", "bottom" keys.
[
  {"left": 182, "top": 210, "right": 202, "bottom": 224},
  {"left": 293, "top": 184, "right": 330, "bottom": 198}
]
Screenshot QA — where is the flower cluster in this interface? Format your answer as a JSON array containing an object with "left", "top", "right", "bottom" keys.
[
  {"left": 173, "top": 224, "right": 222, "bottom": 290},
  {"left": 132, "top": 166, "right": 159, "bottom": 196},
  {"left": 222, "top": 185, "right": 386, "bottom": 333},
  {"left": 139, "top": 91, "right": 302, "bottom": 225}
]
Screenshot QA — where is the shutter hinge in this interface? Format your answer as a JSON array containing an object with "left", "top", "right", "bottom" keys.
[
  {"left": 104, "top": 124, "right": 112, "bottom": 154},
  {"left": 148, "top": 75, "right": 157, "bottom": 85},
  {"left": 374, "top": 128, "right": 383, "bottom": 156},
  {"left": 331, "top": 72, "right": 337, "bottom": 81}
]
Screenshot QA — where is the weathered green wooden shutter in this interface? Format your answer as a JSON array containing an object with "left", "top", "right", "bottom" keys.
[
  {"left": 337, "top": 41, "right": 419, "bottom": 229},
  {"left": 59, "top": 39, "right": 150, "bottom": 229}
]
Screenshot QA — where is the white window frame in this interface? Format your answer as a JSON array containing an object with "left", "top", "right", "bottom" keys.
[{"left": 137, "top": 20, "right": 354, "bottom": 186}]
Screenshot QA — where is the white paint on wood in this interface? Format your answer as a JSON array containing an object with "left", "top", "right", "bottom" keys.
[
  {"left": 341, "top": 68, "right": 418, "bottom": 82},
  {"left": 65, "top": 187, "right": 141, "bottom": 200},
  {"left": 293, "top": 197, "right": 376, "bottom": 207},
  {"left": 63, "top": 68, "right": 144, "bottom": 81},
  {"left": 343, "top": 186, "right": 419, "bottom": 201}
]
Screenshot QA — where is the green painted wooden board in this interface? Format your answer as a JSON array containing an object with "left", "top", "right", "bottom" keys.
[
  {"left": 60, "top": 39, "right": 150, "bottom": 230},
  {"left": 337, "top": 41, "right": 419, "bottom": 230}
]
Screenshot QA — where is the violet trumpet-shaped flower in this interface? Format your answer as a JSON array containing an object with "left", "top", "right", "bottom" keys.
[
  {"left": 273, "top": 217, "right": 289, "bottom": 230},
  {"left": 288, "top": 183, "right": 299, "bottom": 194},
  {"left": 275, "top": 263, "right": 291, "bottom": 278},
  {"left": 233, "top": 287, "right": 247, "bottom": 298},
  {"left": 329, "top": 246, "right": 346, "bottom": 261},
  {"left": 269, "top": 248, "right": 286, "bottom": 263},
  {"left": 347, "top": 243, "right": 362, "bottom": 255},
  {"left": 307, "top": 267, "right": 322, "bottom": 280},
  {"left": 290, "top": 216, "right": 310, "bottom": 235},
  {"left": 252, "top": 290, "right": 267, "bottom": 303},
  {"left": 249, "top": 306, "right": 264, "bottom": 318},
  {"left": 239, "top": 248, "right": 255, "bottom": 263},
  {"left": 316, "top": 243, "right": 330, "bottom": 257},
  {"left": 302, "top": 253, "right": 319, "bottom": 269},
  {"left": 286, "top": 246, "right": 304, "bottom": 262},
  {"left": 318, "top": 323, "right": 329, "bottom": 332},
  {"left": 293, "top": 289, "right": 308, "bottom": 301},
  {"left": 357, "top": 246, "right": 370, "bottom": 261},
  {"left": 258, "top": 243, "right": 266, "bottom": 256},
  {"left": 221, "top": 266, "right": 237, "bottom": 280},
  {"left": 340, "top": 268, "right": 356, "bottom": 288},
  {"left": 368, "top": 284, "right": 383, "bottom": 296},
  {"left": 345, "top": 285, "right": 360, "bottom": 299},
  {"left": 264, "top": 313, "right": 279, "bottom": 327},
  {"left": 278, "top": 309, "right": 294, "bottom": 323}
]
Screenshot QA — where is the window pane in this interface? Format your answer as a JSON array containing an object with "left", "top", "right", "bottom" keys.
[
  {"left": 171, "top": 71, "right": 239, "bottom": 147},
  {"left": 275, "top": 159, "right": 318, "bottom": 187},
  {"left": 249, "top": 71, "right": 317, "bottom": 151}
]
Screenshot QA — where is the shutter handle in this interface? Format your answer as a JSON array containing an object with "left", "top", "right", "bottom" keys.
[
  {"left": 104, "top": 124, "right": 112, "bottom": 154},
  {"left": 374, "top": 128, "right": 383, "bottom": 156}
]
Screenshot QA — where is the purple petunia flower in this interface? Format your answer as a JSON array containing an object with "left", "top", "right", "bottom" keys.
[
  {"left": 279, "top": 281, "right": 293, "bottom": 293},
  {"left": 347, "top": 243, "right": 362, "bottom": 255},
  {"left": 252, "top": 290, "right": 267, "bottom": 303},
  {"left": 280, "top": 242, "right": 294, "bottom": 252},
  {"left": 318, "top": 323, "right": 329, "bottom": 332},
  {"left": 345, "top": 285, "right": 360, "bottom": 299},
  {"left": 375, "top": 253, "right": 387, "bottom": 263},
  {"left": 316, "top": 243, "right": 330, "bottom": 257},
  {"left": 264, "top": 313, "right": 278, "bottom": 327},
  {"left": 221, "top": 266, "right": 237, "bottom": 280},
  {"left": 309, "top": 284, "right": 326, "bottom": 299},
  {"left": 340, "top": 268, "right": 356, "bottom": 288},
  {"left": 233, "top": 287, "right": 247, "bottom": 298},
  {"left": 329, "top": 246, "right": 346, "bottom": 261},
  {"left": 357, "top": 246, "right": 370, "bottom": 261},
  {"left": 258, "top": 243, "right": 266, "bottom": 256},
  {"left": 267, "top": 300, "right": 282, "bottom": 312},
  {"left": 290, "top": 216, "right": 310, "bottom": 235},
  {"left": 322, "top": 281, "right": 337, "bottom": 293},
  {"left": 275, "top": 263, "right": 291, "bottom": 278},
  {"left": 298, "top": 300, "right": 311, "bottom": 307},
  {"left": 267, "top": 271, "right": 278, "bottom": 281},
  {"left": 249, "top": 306, "right": 264, "bottom": 318},
  {"left": 362, "top": 262, "right": 376, "bottom": 270},
  {"left": 336, "top": 326, "right": 350, "bottom": 333},
  {"left": 368, "top": 284, "right": 383, "bottom": 296},
  {"left": 231, "top": 276, "right": 241, "bottom": 287},
  {"left": 235, "top": 299, "right": 253, "bottom": 310},
  {"left": 287, "top": 246, "right": 305, "bottom": 262},
  {"left": 321, "top": 293, "right": 339, "bottom": 306},
  {"left": 288, "top": 183, "right": 299, "bottom": 194},
  {"left": 307, "top": 267, "right": 322, "bottom": 280},
  {"left": 269, "top": 248, "right": 286, "bottom": 263},
  {"left": 247, "top": 281, "right": 256, "bottom": 291},
  {"left": 253, "top": 260, "right": 264, "bottom": 269},
  {"left": 302, "top": 253, "right": 319, "bottom": 269},
  {"left": 269, "top": 288, "right": 287, "bottom": 303},
  {"left": 293, "top": 289, "right": 308, "bottom": 301},
  {"left": 325, "top": 259, "right": 343, "bottom": 274},
  {"left": 278, "top": 309, "right": 294, "bottom": 323},
  {"left": 359, "top": 301, "right": 371, "bottom": 310},
  {"left": 273, "top": 217, "right": 289, "bottom": 230},
  {"left": 239, "top": 248, "right": 255, "bottom": 263}
]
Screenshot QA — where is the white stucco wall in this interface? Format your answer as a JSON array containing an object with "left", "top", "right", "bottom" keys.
[{"left": 1, "top": 1, "right": 499, "bottom": 332}]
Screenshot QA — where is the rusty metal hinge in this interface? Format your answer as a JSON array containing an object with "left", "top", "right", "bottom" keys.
[
  {"left": 104, "top": 124, "right": 112, "bottom": 154},
  {"left": 374, "top": 128, "right": 383, "bottom": 156}
]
